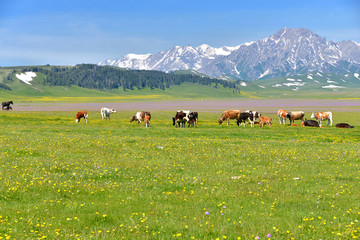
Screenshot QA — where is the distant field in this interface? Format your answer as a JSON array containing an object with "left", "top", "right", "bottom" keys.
[{"left": 0, "top": 110, "right": 359, "bottom": 239}]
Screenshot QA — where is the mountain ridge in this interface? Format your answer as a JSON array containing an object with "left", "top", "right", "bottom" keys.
[{"left": 99, "top": 28, "right": 360, "bottom": 80}]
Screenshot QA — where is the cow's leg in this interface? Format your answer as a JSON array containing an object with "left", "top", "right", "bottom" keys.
[
  {"left": 250, "top": 119, "right": 254, "bottom": 127},
  {"left": 278, "top": 116, "right": 282, "bottom": 124}
]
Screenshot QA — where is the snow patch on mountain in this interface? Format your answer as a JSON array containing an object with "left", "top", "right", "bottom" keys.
[
  {"left": 16, "top": 72, "right": 36, "bottom": 85},
  {"left": 322, "top": 85, "right": 346, "bottom": 89}
]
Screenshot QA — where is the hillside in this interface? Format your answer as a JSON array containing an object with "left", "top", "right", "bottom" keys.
[
  {"left": 0, "top": 65, "right": 243, "bottom": 102},
  {"left": 1, "top": 65, "right": 360, "bottom": 103}
]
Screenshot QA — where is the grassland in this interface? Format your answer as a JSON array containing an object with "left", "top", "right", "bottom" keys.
[{"left": 0, "top": 110, "right": 359, "bottom": 239}]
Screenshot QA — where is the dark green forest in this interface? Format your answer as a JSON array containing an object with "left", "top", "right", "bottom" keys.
[{"left": 20, "top": 64, "right": 237, "bottom": 91}]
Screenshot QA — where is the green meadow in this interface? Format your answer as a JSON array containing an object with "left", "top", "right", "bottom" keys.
[{"left": 0, "top": 110, "right": 359, "bottom": 239}]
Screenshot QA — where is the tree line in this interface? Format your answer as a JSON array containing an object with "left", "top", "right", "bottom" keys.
[{"left": 26, "top": 64, "right": 238, "bottom": 90}]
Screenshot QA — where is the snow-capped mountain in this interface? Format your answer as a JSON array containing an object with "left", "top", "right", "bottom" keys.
[{"left": 99, "top": 28, "right": 360, "bottom": 80}]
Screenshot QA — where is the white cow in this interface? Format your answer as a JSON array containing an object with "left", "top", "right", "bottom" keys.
[{"left": 101, "top": 108, "right": 116, "bottom": 120}]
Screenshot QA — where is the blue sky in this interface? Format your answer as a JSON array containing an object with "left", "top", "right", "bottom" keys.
[{"left": 0, "top": 0, "right": 359, "bottom": 66}]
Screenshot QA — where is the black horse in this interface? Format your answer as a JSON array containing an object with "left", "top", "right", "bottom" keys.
[{"left": 2, "top": 101, "right": 13, "bottom": 110}]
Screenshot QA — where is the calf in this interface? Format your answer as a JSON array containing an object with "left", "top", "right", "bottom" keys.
[
  {"left": 187, "top": 111, "right": 198, "bottom": 128},
  {"left": 130, "top": 111, "right": 151, "bottom": 125},
  {"left": 335, "top": 123, "right": 354, "bottom": 128},
  {"left": 286, "top": 111, "right": 305, "bottom": 125},
  {"left": 311, "top": 112, "right": 332, "bottom": 127},
  {"left": 76, "top": 111, "right": 88, "bottom": 123},
  {"left": 236, "top": 112, "right": 254, "bottom": 127},
  {"left": 259, "top": 116, "right": 272, "bottom": 127},
  {"left": 2, "top": 101, "right": 13, "bottom": 110},
  {"left": 277, "top": 109, "right": 287, "bottom": 124},
  {"left": 101, "top": 107, "right": 116, "bottom": 120},
  {"left": 218, "top": 110, "right": 241, "bottom": 125},
  {"left": 144, "top": 115, "right": 151, "bottom": 128},
  {"left": 302, "top": 119, "right": 319, "bottom": 127}
]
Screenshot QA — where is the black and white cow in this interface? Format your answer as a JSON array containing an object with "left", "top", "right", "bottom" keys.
[
  {"left": 245, "top": 110, "right": 261, "bottom": 121},
  {"left": 236, "top": 112, "right": 254, "bottom": 127},
  {"left": 2, "top": 101, "right": 13, "bottom": 110}
]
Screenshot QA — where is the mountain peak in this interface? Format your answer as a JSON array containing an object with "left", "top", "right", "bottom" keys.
[{"left": 99, "top": 28, "right": 360, "bottom": 80}]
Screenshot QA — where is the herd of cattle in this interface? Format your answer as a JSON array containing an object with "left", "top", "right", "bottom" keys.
[
  {"left": 1, "top": 100, "right": 354, "bottom": 128},
  {"left": 74, "top": 107, "right": 354, "bottom": 129}
]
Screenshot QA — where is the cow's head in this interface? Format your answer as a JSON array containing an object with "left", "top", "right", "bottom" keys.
[
  {"left": 218, "top": 119, "right": 223, "bottom": 125},
  {"left": 286, "top": 112, "right": 292, "bottom": 119},
  {"left": 130, "top": 116, "right": 136, "bottom": 122},
  {"left": 111, "top": 109, "right": 117, "bottom": 113}
]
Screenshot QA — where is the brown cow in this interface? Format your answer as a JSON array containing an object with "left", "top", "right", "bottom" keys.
[
  {"left": 144, "top": 115, "right": 151, "bottom": 128},
  {"left": 277, "top": 109, "right": 288, "bottom": 124},
  {"left": 76, "top": 111, "right": 88, "bottom": 123},
  {"left": 218, "top": 110, "right": 241, "bottom": 125},
  {"left": 259, "top": 116, "right": 272, "bottom": 127},
  {"left": 130, "top": 111, "right": 151, "bottom": 125},
  {"left": 286, "top": 111, "right": 305, "bottom": 125}
]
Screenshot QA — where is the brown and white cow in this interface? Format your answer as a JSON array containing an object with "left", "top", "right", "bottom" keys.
[
  {"left": 259, "top": 116, "right": 272, "bottom": 127},
  {"left": 218, "top": 110, "right": 241, "bottom": 125},
  {"left": 101, "top": 107, "right": 116, "bottom": 120},
  {"left": 172, "top": 110, "right": 187, "bottom": 127},
  {"left": 187, "top": 111, "right": 198, "bottom": 128},
  {"left": 172, "top": 110, "right": 198, "bottom": 128},
  {"left": 76, "top": 111, "right": 88, "bottom": 123},
  {"left": 277, "top": 109, "right": 288, "bottom": 124},
  {"left": 310, "top": 112, "right": 332, "bottom": 127},
  {"left": 130, "top": 111, "right": 151, "bottom": 125},
  {"left": 286, "top": 111, "right": 305, "bottom": 125}
]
